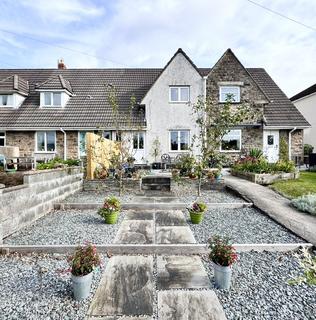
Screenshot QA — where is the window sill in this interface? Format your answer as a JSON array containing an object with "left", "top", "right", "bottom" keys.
[
  {"left": 40, "top": 106, "right": 63, "bottom": 108},
  {"left": 169, "top": 150, "right": 190, "bottom": 153},
  {"left": 169, "top": 101, "right": 190, "bottom": 104},
  {"left": 34, "top": 151, "right": 56, "bottom": 153},
  {"left": 220, "top": 150, "right": 241, "bottom": 153}
]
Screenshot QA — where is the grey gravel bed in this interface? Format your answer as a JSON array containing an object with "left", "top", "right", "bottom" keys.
[
  {"left": 4, "top": 209, "right": 125, "bottom": 245},
  {"left": 203, "top": 251, "right": 316, "bottom": 320},
  {"left": 188, "top": 207, "right": 305, "bottom": 244},
  {"left": 0, "top": 253, "right": 107, "bottom": 320}
]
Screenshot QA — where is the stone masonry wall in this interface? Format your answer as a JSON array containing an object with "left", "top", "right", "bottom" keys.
[
  {"left": 6, "top": 131, "right": 35, "bottom": 157},
  {"left": 0, "top": 167, "right": 83, "bottom": 239},
  {"left": 291, "top": 129, "right": 303, "bottom": 157},
  {"left": 6, "top": 130, "right": 79, "bottom": 159}
]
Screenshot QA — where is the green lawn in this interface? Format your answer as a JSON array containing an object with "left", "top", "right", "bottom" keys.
[{"left": 271, "top": 171, "right": 316, "bottom": 199}]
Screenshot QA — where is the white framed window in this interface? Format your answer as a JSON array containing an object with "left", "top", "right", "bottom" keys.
[
  {"left": 219, "top": 86, "right": 240, "bottom": 103},
  {"left": 41, "top": 92, "right": 62, "bottom": 107},
  {"left": 0, "top": 94, "right": 14, "bottom": 107},
  {"left": 169, "top": 86, "right": 190, "bottom": 103},
  {"left": 133, "top": 132, "right": 144, "bottom": 150},
  {"left": 0, "top": 132, "right": 6, "bottom": 146},
  {"left": 170, "top": 130, "right": 190, "bottom": 151},
  {"left": 220, "top": 130, "right": 241, "bottom": 152},
  {"left": 36, "top": 131, "right": 56, "bottom": 152}
]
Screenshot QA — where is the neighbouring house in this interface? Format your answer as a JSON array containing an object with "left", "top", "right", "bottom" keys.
[
  {"left": 0, "top": 49, "right": 310, "bottom": 165},
  {"left": 291, "top": 84, "right": 316, "bottom": 151}
]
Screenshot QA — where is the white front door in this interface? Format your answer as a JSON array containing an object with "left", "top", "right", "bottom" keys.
[
  {"left": 132, "top": 131, "right": 145, "bottom": 164},
  {"left": 263, "top": 130, "right": 279, "bottom": 163}
]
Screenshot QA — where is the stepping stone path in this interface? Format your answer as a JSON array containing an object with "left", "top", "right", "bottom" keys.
[{"left": 88, "top": 196, "right": 227, "bottom": 320}]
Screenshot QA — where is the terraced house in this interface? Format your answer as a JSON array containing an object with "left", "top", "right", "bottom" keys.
[{"left": 0, "top": 49, "right": 309, "bottom": 164}]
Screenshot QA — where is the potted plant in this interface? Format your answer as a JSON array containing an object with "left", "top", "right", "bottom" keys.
[
  {"left": 187, "top": 201, "right": 207, "bottom": 224},
  {"left": 98, "top": 196, "right": 121, "bottom": 224},
  {"left": 214, "top": 169, "right": 222, "bottom": 182},
  {"left": 208, "top": 235, "right": 238, "bottom": 290},
  {"left": 68, "top": 243, "right": 101, "bottom": 301}
]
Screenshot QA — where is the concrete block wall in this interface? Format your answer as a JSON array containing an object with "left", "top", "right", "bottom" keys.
[{"left": 0, "top": 167, "right": 83, "bottom": 240}]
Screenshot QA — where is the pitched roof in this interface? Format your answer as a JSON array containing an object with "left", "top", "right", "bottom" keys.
[
  {"left": 0, "top": 51, "right": 310, "bottom": 129},
  {"left": 36, "top": 74, "right": 73, "bottom": 94},
  {"left": 0, "top": 74, "right": 29, "bottom": 96},
  {"left": 290, "top": 83, "right": 316, "bottom": 101},
  {"left": 248, "top": 68, "right": 310, "bottom": 127}
]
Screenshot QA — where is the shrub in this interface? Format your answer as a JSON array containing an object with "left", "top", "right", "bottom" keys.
[
  {"left": 176, "top": 154, "right": 196, "bottom": 176},
  {"left": 292, "top": 194, "right": 316, "bottom": 215},
  {"left": 208, "top": 235, "right": 238, "bottom": 267},
  {"left": 37, "top": 157, "right": 80, "bottom": 170},
  {"left": 98, "top": 196, "right": 121, "bottom": 218},
  {"left": 304, "top": 144, "right": 314, "bottom": 155},
  {"left": 249, "top": 148, "right": 263, "bottom": 159},
  {"left": 279, "top": 137, "right": 289, "bottom": 161},
  {"left": 68, "top": 243, "right": 101, "bottom": 277}
]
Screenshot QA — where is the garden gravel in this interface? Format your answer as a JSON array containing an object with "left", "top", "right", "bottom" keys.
[
  {"left": 188, "top": 207, "right": 305, "bottom": 244},
  {"left": 0, "top": 252, "right": 107, "bottom": 320},
  {"left": 203, "top": 251, "right": 316, "bottom": 320},
  {"left": 4, "top": 209, "right": 125, "bottom": 245}
]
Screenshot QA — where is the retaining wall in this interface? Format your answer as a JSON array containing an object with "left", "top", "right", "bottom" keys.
[
  {"left": 0, "top": 167, "right": 83, "bottom": 240},
  {"left": 83, "top": 179, "right": 140, "bottom": 191}
]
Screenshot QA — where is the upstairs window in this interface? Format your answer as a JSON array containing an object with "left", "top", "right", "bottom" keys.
[
  {"left": 36, "top": 131, "right": 56, "bottom": 152},
  {"left": 0, "top": 132, "right": 5, "bottom": 146},
  {"left": 0, "top": 95, "right": 13, "bottom": 107},
  {"left": 41, "top": 92, "right": 62, "bottom": 107},
  {"left": 219, "top": 86, "right": 240, "bottom": 103},
  {"left": 170, "top": 130, "right": 189, "bottom": 151},
  {"left": 221, "top": 130, "right": 241, "bottom": 151},
  {"left": 169, "top": 86, "right": 190, "bottom": 103}
]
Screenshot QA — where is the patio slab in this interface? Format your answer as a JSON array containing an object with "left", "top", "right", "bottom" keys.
[
  {"left": 125, "top": 210, "right": 154, "bottom": 220},
  {"left": 88, "top": 256, "right": 153, "bottom": 317},
  {"left": 155, "top": 210, "right": 187, "bottom": 226},
  {"left": 158, "top": 290, "right": 227, "bottom": 320},
  {"left": 156, "top": 226, "right": 196, "bottom": 244},
  {"left": 157, "top": 255, "right": 210, "bottom": 289},
  {"left": 114, "top": 221, "right": 153, "bottom": 244}
]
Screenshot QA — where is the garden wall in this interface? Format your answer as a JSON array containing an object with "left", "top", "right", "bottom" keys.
[
  {"left": 0, "top": 167, "right": 83, "bottom": 240},
  {"left": 231, "top": 170, "right": 299, "bottom": 185},
  {"left": 83, "top": 178, "right": 140, "bottom": 191}
]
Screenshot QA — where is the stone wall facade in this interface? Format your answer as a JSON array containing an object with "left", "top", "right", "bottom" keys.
[
  {"left": 0, "top": 167, "right": 83, "bottom": 239},
  {"left": 291, "top": 129, "right": 303, "bottom": 158},
  {"left": 6, "top": 130, "right": 79, "bottom": 159}
]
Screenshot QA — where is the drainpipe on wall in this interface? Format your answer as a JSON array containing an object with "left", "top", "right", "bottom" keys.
[
  {"left": 60, "top": 128, "right": 67, "bottom": 160},
  {"left": 289, "top": 127, "right": 296, "bottom": 161},
  {"left": 202, "top": 76, "right": 208, "bottom": 152}
]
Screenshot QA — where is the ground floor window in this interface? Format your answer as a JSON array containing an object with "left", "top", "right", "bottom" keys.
[
  {"left": 221, "top": 129, "right": 241, "bottom": 151},
  {"left": 78, "top": 131, "right": 89, "bottom": 157},
  {"left": 133, "top": 132, "right": 144, "bottom": 149},
  {"left": 0, "top": 132, "right": 5, "bottom": 146},
  {"left": 36, "top": 131, "right": 56, "bottom": 152},
  {"left": 170, "top": 130, "right": 190, "bottom": 151}
]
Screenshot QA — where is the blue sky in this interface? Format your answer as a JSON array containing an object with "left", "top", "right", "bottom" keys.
[{"left": 0, "top": 0, "right": 315, "bottom": 96}]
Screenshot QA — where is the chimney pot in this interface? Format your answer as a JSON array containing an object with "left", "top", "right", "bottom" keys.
[{"left": 57, "top": 58, "right": 67, "bottom": 69}]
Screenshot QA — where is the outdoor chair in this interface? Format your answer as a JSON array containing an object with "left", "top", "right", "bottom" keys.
[{"left": 161, "top": 154, "right": 171, "bottom": 170}]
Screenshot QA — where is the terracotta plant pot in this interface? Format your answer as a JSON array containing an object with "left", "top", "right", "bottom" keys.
[{"left": 189, "top": 210, "right": 204, "bottom": 224}]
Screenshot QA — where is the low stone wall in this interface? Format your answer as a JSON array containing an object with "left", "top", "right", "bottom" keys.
[
  {"left": 0, "top": 167, "right": 83, "bottom": 240},
  {"left": 83, "top": 178, "right": 140, "bottom": 191},
  {"left": 231, "top": 170, "right": 299, "bottom": 185}
]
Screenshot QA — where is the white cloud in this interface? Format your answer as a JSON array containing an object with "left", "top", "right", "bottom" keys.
[{"left": 0, "top": 0, "right": 315, "bottom": 96}]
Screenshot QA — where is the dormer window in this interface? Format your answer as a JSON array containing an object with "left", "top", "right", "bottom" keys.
[
  {"left": 219, "top": 86, "right": 240, "bottom": 103},
  {"left": 0, "top": 94, "right": 13, "bottom": 107},
  {"left": 41, "top": 92, "right": 62, "bottom": 107}
]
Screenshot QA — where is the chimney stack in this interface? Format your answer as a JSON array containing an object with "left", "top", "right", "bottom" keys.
[{"left": 57, "top": 58, "right": 67, "bottom": 69}]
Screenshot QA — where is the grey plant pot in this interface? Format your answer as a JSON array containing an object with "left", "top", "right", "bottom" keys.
[
  {"left": 71, "top": 272, "right": 93, "bottom": 301},
  {"left": 213, "top": 262, "right": 232, "bottom": 290}
]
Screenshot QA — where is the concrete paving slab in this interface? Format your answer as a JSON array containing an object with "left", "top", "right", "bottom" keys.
[
  {"left": 114, "top": 221, "right": 153, "bottom": 244},
  {"left": 156, "top": 226, "right": 196, "bottom": 244},
  {"left": 158, "top": 290, "right": 227, "bottom": 320},
  {"left": 155, "top": 210, "right": 187, "bottom": 226},
  {"left": 157, "top": 255, "right": 211, "bottom": 289},
  {"left": 125, "top": 210, "right": 154, "bottom": 220},
  {"left": 87, "top": 317, "right": 152, "bottom": 320},
  {"left": 88, "top": 256, "right": 153, "bottom": 317}
]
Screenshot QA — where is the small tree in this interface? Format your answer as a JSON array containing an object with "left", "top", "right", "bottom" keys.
[
  {"left": 151, "top": 137, "right": 161, "bottom": 162},
  {"left": 192, "top": 95, "right": 256, "bottom": 196},
  {"left": 279, "top": 137, "right": 289, "bottom": 161}
]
